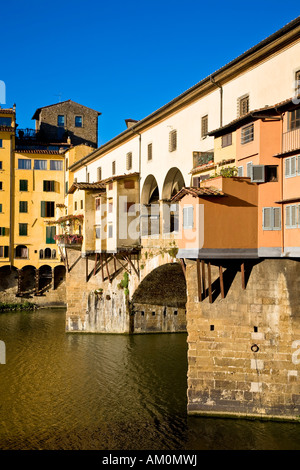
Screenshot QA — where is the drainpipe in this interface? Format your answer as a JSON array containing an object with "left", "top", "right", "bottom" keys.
[{"left": 210, "top": 75, "right": 223, "bottom": 127}]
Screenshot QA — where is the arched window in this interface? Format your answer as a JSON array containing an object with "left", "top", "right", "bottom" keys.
[
  {"left": 44, "top": 248, "right": 51, "bottom": 259},
  {"left": 51, "top": 249, "right": 56, "bottom": 259},
  {"left": 39, "top": 249, "right": 44, "bottom": 259},
  {"left": 15, "top": 245, "right": 28, "bottom": 259}
]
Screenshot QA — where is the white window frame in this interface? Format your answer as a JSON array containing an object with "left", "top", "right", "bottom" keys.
[
  {"left": 285, "top": 156, "right": 297, "bottom": 178},
  {"left": 263, "top": 207, "right": 281, "bottom": 231},
  {"left": 241, "top": 123, "right": 254, "bottom": 144},
  {"left": 246, "top": 161, "right": 253, "bottom": 178},
  {"left": 286, "top": 205, "right": 298, "bottom": 229},
  {"left": 237, "top": 166, "right": 244, "bottom": 177},
  {"left": 183, "top": 206, "right": 194, "bottom": 230}
]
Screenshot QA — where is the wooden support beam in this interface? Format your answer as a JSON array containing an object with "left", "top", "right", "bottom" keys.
[
  {"left": 86, "top": 256, "right": 89, "bottom": 283},
  {"left": 207, "top": 261, "right": 212, "bottom": 303},
  {"left": 116, "top": 257, "right": 131, "bottom": 275},
  {"left": 201, "top": 260, "right": 206, "bottom": 297},
  {"left": 113, "top": 255, "right": 117, "bottom": 273},
  {"left": 241, "top": 262, "right": 245, "bottom": 290},
  {"left": 35, "top": 268, "right": 39, "bottom": 295},
  {"left": 180, "top": 258, "right": 186, "bottom": 279},
  {"left": 100, "top": 253, "right": 104, "bottom": 281},
  {"left": 124, "top": 254, "right": 139, "bottom": 277},
  {"left": 219, "top": 265, "right": 225, "bottom": 299},
  {"left": 65, "top": 247, "right": 70, "bottom": 273},
  {"left": 105, "top": 254, "right": 111, "bottom": 283},
  {"left": 17, "top": 269, "right": 22, "bottom": 296},
  {"left": 93, "top": 253, "right": 98, "bottom": 276},
  {"left": 197, "top": 259, "right": 202, "bottom": 302}
]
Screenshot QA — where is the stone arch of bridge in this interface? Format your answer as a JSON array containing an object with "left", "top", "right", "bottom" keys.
[{"left": 131, "top": 261, "right": 187, "bottom": 333}]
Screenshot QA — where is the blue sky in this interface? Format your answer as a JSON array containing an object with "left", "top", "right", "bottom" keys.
[{"left": 1, "top": 1, "right": 299, "bottom": 145}]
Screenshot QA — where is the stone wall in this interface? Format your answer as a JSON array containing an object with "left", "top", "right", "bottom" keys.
[{"left": 186, "top": 258, "right": 300, "bottom": 421}]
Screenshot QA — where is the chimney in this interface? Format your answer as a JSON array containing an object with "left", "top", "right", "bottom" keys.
[{"left": 125, "top": 119, "right": 138, "bottom": 129}]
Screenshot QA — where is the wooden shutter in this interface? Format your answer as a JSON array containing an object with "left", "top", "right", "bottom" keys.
[
  {"left": 237, "top": 166, "right": 244, "bottom": 177},
  {"left": 263, "top": 208, "right": 272, "bottom": 230},
  {"left": 290, "top": 156, "right": 297, "bottom": 176},
  {"left": 183, "top": 206, "right": 193, "bottom": 229},
  {"left": 251, "top": 165, "right": 265, "bottom": 183},
  {"left": 273, "top": 208, "right": 281, "bottom": 230},
  {"left": 298, "top": 156, "right": 300, "bottom": 175},
  {"left": 246, "top": 162, "right": 253, "bottom": 178},
  {"left": 291, "top": 205, "right": 298, "bottom": 228},
  {"left": 148, "top": 143, "right": 152, "bottom": 160},
  {"left": 41, "top": 201, "right": 46, "bottom": 217},
  {"left": 285, "top": 158, "right": 290, "bottom": 177},
  {"left": 126, "top": 152, "right": 132, "bottom": 170},
  {"left": 169, "top": 130, "right": 177, "bottom": 151}
]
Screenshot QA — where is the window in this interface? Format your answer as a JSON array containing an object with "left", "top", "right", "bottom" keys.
[
  {"left": 169, "top": 130, "right": 177, "bottom": 152},
  {"left": 43, "top": 180, "right": 55, "bottom": 192},
  {"left": 46, "top": 226, "right": 56, "bottom": 244},
  {"left": 18, "top": 158, "right": 31, "bottom": 170},
  {"left": 75, "top": 116, "right": 82, "bottom": 127},
  {"left": 74, "top": 201, "right": 78, "bottom": 211},
  {"left": 19, "top": 179, "right": 28, "bottom": 191},
  {"left": 0, "top": 182, "right": 2, "bottom": 190},
  {"left": 0, "top": 227, "right": 5, "bottom": 236},
  {"left": 19, "top": 223, "right": 28, "bottom": 236},
  {"left": 221, "top": 133, "right": 232, "bottom": 148},
  {"left": 285, "top": 156, "right": 297, "bottom": 178},
  {"left": 108, "top": 223, "right": 113, "bottom": 238},
  {"left": 265, "top": 166, "right": 278, "bottom": 182},
  {"left": 50, "top": 160, "right": 63, "bottom": 171},
  {"left": 0, "top": 204, "right": 2, "bottom": 213},
  {"left": 87, "top": 172, "right": 90, "bottom": 183},
  {"left": 41, "top": 201, "right": 55, "bottom": 217},
  {"left": 241, "top": 124, "right": 254, "bottom": 144},
  {"left": 201, "top": 115, "right": 208, "bottom": 138},
  {"left": 34, "top": 159, "right": 47, "bottom": 170},
  {"left": 97, "top": 167, "right": 102, "bottom": 181},
  {"left": 0, "top": 117, "right": 12, "bottom": 126},
  {"left": 237, "top": 166, "right": 244, "bottom": 177},
  {"left": 19, "top": 201, "right": 28, "bottom": 213},
  {"left": 108, "top": 200, "right": 113, "bottom": 213},
  {"left": 183, "top": 206, "right": 193, "bottom": 229},
  {"left": 95, "top": 226, "right": 101, "bottom": 239},
  {"left": 112, "top": 161, "right": 116, "bottom": 175},
  {"left": 295, "top": 70, "right": 300, "bottom": 96},
  {"left": 80, "top": 200, "right": 83, "bottom": 210},
  {"left": 246, "top": 162, "right": 253, "bottom": 178},
  {"left": 148, "top": 143, "right": 153, "bottom": 161},
  {"left": 65, "top": 181, "right": 68, "bottom": 194},
  {"left": 289, "top": 109, "right": 300, "bottom": 130},
  {"left": 126, "top": 152, "right": 132, "bottom": 171},
  {"left": 0, "top": 139, "right": 2, "bottom": 148},
  {"left": 263, "top": 207, "right": 281, "bottom": 231},
  {"left": 286, "top": 205, "right": 298, "bottom": 228},
  {"left": 57, "top": 115, "right": 65, "bottom": 127},
  {"left": 15, "top": 245, "right": 28, "bottom": 258},
  {"left": 0, "top": 246, "right": 9, "bottom": 258},
  {"left": 238, "top": 94, "right": 249, "bottom": 117},
  {"left": 0, "top": 161, "right": 2, "bottom": 169},
  {"left": 95, "top": 198, "right": 101, "bottom": 211}
]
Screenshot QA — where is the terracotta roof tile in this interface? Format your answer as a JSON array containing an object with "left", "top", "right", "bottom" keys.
[{"left": 171, "top": 186, "right": 224, "bottom": 202}]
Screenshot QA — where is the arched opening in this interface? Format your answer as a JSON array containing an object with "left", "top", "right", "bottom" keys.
[
  {"left": 20, "top": 265, "right": 36, "bottom": 297},
  {"left": 141, "top": 175, "right": 160, "bottom": 236},
  {"left": 15, "top": 245, "right": 28, "bottom": 259},
  {"left": 39, "top": 265, "right": 52, "bottom": 293},
  {"left": 0, "top": 265, "right": 18, "bottom": 293},
  {"left": 161, "top": 168, "right": 185, "bottom": 233},
  {"left": 53, "top": 265, "right": 66, "bottom": 289},
  {"left": 131, "top": 262, "right": 187, "bottom": 333},
  {"left": 44, "top": 248, "right": 52, "bottom": 259}
]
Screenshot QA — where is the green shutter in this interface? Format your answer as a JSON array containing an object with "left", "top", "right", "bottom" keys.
[
  {"left": 4, "top": 246, "right": 8, "bottom": 258},
  {"left": 41, "top": 201, "right": 46, "bottom": 217},
  {"left": 46, "top": 226, "right": 56, "bottom": 244}
]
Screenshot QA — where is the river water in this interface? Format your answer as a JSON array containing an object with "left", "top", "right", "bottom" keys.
[{"left": 0, "top": 308, "right": 299, "bottom": 450}]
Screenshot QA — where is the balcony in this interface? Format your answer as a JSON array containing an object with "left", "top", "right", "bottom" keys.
[
  {"left": 282, "top": 128, "right": 300, "bottom": 153},
  {"left": 193, "top": 151, "right": 214, "bottom": 169},
  {"left": 54, "top": 234, "right": 83, "bottom": 247}
]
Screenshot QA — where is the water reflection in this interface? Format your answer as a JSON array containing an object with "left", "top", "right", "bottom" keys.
[{"left": 0, "top": 309, "right": 299, "bottom": 450}]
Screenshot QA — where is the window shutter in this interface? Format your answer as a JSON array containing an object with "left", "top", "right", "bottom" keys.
[
  {"left": 263, "top": 208, "right": 272, "bottom": 230},
  {"left": 251, "top": 165, "right": 265, "bottom": 183},
  {"left": 237, "top": 166, "right": 244, "bottom": 177},
  {"left": 183, "top": 207, "right": 193, "bottom": 229},
  {"left": 169, "top": 130, "right": 177, "bottom": 152},
  {"left": 291, "top": 156, "right": 297, "bottom": 176},
  {"left": 97, "top": 167, "right": 102, "bottom": 181},
  {"left": 291, "top": 205, "right": 298, "bottom": 227},
  {"left": 298, "top": 156, "right": 300, "bottom": 175},
  {"left": 192, "top": 177, "right": 201, "bottom": 187},
  {"left": 246, "top": 162, "right": 253, "bottom": 178},
  {"left": 147, "top": 143, "right": 152, "bottom": 160},
  {"left": 273, "top": 208, "right": 281, "bottom": 230},
  {"left": 41, "top": 201, "right": 46, "bottom": 217},
  {"left": 285, "top": 158, "right": 290, "bottom": 177}
]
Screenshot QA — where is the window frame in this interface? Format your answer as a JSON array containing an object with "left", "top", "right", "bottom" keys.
[
  {"left": 169, "top": 129, "right": 177, "bottom": 152},
  {"left": 183, "top": 206, "right": 194, "bottom": 230},
  {"left": 241, "top": 123, "right": 254, "bottom": 145},
  {"left": 75, "top": 115, "right": 83, "bottom": 128},
  {"left": 262, "top": 207, "right": 281, "bottom": 231},
  {"left": 19, "top": 201, "right": 28, "bottom": 213},
  {"left": 19, "top": 223, "right": 28, "bottom": 236},
  {"left": 57, "top": 115, "right": 65, "bottom": 127},
  {"left": 201, "top": 115, "right": 208, "bottom": 139},
  {"left": 19, "top": 179, "right": 28, "bottom": 191}
]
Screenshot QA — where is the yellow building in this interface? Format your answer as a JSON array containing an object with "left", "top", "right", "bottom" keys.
[{"left": 0, "top": 108, "right": 15, "bottom": 266}]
